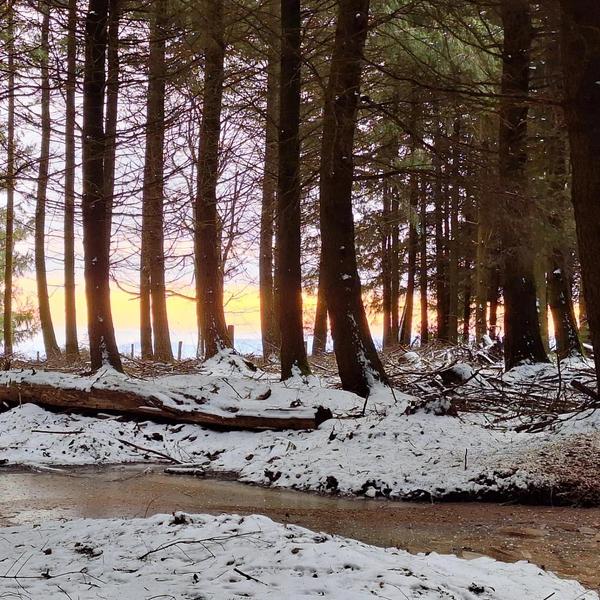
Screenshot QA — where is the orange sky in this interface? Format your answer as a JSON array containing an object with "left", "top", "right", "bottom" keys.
[{"left": 17, "top": 275, "right": 386, "bottom": 346}]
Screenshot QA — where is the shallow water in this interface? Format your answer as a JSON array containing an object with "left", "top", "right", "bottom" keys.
[{"left": 1, "top": 465, "right": 599, "bottom": 589}]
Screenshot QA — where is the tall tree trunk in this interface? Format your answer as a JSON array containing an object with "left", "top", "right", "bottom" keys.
[
  {"left": 559, "top": 0, "right": 600, "bottom": 382},
  {"left": 474, "top": 198, "right": 489, "bottom": 342},
  {"left": 260, "top": 0, "right": 280, "bottom": 360},
  {"left": 81, "top": 0, "right": 123, "bottom": 372},
  {"left": 277, "top": 0, "right": 310, "bottom": 378},
  {"left": 312, "top": 265, "right": 327, "bottom": 355},
  {"left": 399, "top": 175, "right": 418, "bottom": 346},
  {"left": 390, "top": 190, "right": 400, "bottom": 343},
  {"left": 143, "top": 0, "right": 173, "bottom": 362},
  {"left": 382, "top": 128, "right": 399, "bottom": 348},
  {"left": 498, "top": 0, "right": 548, "bottom": 369},
  {"left": 548, "top": 251, "right": 583, "bottom": 358},
  {"left": 140, "top": 228, "right": 153, "bottom": 357},
  {"left": 447, "top": 117, "right": 461, "bottom": 343},
  {"left": 433, "top": 120, "right": 449, "bottom": 340},
  {"left": 381, "top": 178, "right": 392, "bottom": 348},
  {"left": 488, "top": 268, "right": 500, "bottom": 340},
  {"left": 319, "top": 0, "right": 387, "bottom": 397},
  {"left": 399, "top": 96, "right": 419, "bottom": 346},
  {"left": 419, "top": 178, "right": 429, "bottom": 344},
  {"left": 64, "top": 0, "right": 79, "bottom": 359},
  {"left": 461, "top": 184, "right": 476, "bottom": 342},
  {"left": 195, "top": 0, "right": 231, "bottom": 358},
  {"left": 3, "top": 0, "right": 15, "bottom": 357},
  {"left": 578, "top": 279, "right": 590, "bottom": 345},
  {"left": 103, "top": 0, "right": 119, "bottom": 247},
  {"left": 35, "top": 2, "right": 61, "bottom": 360},
  {"left": 536, "top": 259, "right": 549, "bottom": 351}
]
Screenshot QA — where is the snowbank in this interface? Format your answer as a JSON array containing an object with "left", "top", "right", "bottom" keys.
[
  {"left": 1, "top": 362, "right": 599, "bottom": 503},
  {"left": 0, "top": 513, "right": 595, "bottom": 599}
]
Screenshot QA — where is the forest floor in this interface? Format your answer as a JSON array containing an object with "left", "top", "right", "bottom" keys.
[
  {"left": 1, "top": 346, "right": 599, "bottom": 598},
  {"left": 0, "top": 512, "right": 597, "bottom": 599},
  {"left": 1, "top": 346, "right": 599, "bottom": 505}
]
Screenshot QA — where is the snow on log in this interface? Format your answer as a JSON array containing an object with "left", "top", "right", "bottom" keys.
[{"left": 0, "top": 369, "right": 333, "bottom": 431}]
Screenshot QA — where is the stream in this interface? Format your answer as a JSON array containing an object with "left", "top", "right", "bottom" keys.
[{"left": 1, "top": 465, "right": 598, "bottom": 590}]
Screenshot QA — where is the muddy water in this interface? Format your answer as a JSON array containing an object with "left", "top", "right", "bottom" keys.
[{"left": 1, "top": 465, "right": 599, "bottom": 590}]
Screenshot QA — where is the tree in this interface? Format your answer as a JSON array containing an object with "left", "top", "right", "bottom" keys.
[
  {"left": 195, "top": 0, "right": 231, "bottom": 358},
  {"left": 142, "top": 0, "right": 173, "bottom": 362},
  {"left": 3, "top": 0, "right": 15, "bottom": 357},
  {"left": 399, "top": 94, "right": 420, "bottom": 346},
  {"left": 103, "top": 0, "right": 119, "bottom": 245},
  {"left": 419, "top": 178, "right": 429, "bottom": 344},
  {"left": 559, "top": 0, "right": 600, "bottom": 384},
  {"left": 311, "top": 267, "right": 327, "bottom": 355},
  {"left": 277, "top": 0, "right": 310, "bottom": 379},
  {"left": 81, "top": 0, "right": 122, "bottom": 372},
  {"left": 64, "top": 0, "right": 79, "bottom": 359},
  {"left": 319, "top": 0, "right": 387, "bottom": 397},
  {"left": 0, "top": 209, "right": 37, "bottom": 346},
  {"left": 35, "top": 0, "right": 61, "bottom": 360},
  {"left": 259, "top": 0, "right": 280, "bottom": 360},
  {"left": 498, "top": 0, "right": 548, "bottom": 369}
]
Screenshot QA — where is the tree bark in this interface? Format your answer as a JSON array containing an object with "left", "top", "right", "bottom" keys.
[
  {"left": 578, "top": 280, "right": 590, "bottom": 345},
  {"left": 433, "top": 120, "right": 449, "bottom": 340},
  {"left": 390, "top": 188, "right": 400, "bottom": 343},
  {"left": 103, "top": 0, "right": 119, "bottom": 248},
  {"left": 0, "top": 374, "right": 332, "bottom": 432},
  {"left": 260, "top": 0, "right": 280, "bottom": 360},
  {"left": 312, "top": 266, "right": 327, "bottom": 355},
  {"left": 536, "top": 259, "right": 549, "bottom": 352},
  {"left": 399, "top": 173, "right": 418, "bottom": 346},
  {"left": 319, "top": 0, "right": 387, "bottom": 397},
  {"left": 3, "top": 0, "right": 15, "bottom": 357},
  {"left": 64, "top": 0, "right": 79, "bottom": 359},
  {"left": 140, "top": 229, "right": 153, "bottom": 358},
  {"left": 447, "top": 118, "right": 461, "bottom": 343},
  {"left": 498, "top": 0, "right": 548, "bottom": 369},
  {"left": 488, "top": 267, "right": 500, "bottom": 340},
  {"left": 399, "top": 96, "right": 419, "bottom": 346},
  {"left": 81, "top": 0, "right": 123, "bottom": 372},
  {"left": 35, "top": 1, "right": 61, "bottom": 360},
  {"left": 419, "top": 177, "right": 429, "bottom": 345},
  {"left": 382, "top": 178, "right": 393, "bottom": 348},
  {"left": 540, "top": 3, "right": 582, "bottom": 360},
  {"left": 559, "top": 0, "right": 600, "bottom": 380},
  {"left": 195, "top": 0, "right": 231, "bottom": 358},
  {"left": 474, "top": 198, "right": 489, "bottom": 342},
  {"left": 548, "top": 251, "right": 583, "bottom": 358},
  {"left": 461, "top": 182, "right": 476, "bottom": 342},
  {"left": 143, "top": 0, "right": 173, "bottom": 362},
  {"left": 277, "top": 0, "right": 310, "bottom": 379}
]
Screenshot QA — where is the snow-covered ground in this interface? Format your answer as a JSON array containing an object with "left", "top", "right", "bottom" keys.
[
  {"left": 0, "top": 512, "right": 596, "bottom": 599},
  {"left": 1, "top": 356, "right": 599, "bottom": 503}
]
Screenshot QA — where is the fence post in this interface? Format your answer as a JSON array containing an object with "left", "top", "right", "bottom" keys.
[
  {"left": 177, "top": 340, "right": 183, "bottom": 361},
  {"left": 130, "top": 344, "right": 134, "bottom": 359}
]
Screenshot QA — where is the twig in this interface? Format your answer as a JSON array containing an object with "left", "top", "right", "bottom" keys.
[
  {"left": 138, "top": 531, "right": 261, "bottom": 560},
  {"left": 234, "top": 567, "right": 268, "bottom": 585},
  {"left": 31, "top": 429, "right": 83, "bottom": 435},
  {"left": 117, "top": 438, "right": 182, "bottom": 464}
]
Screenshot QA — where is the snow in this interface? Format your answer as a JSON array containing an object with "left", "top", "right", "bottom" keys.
[
  {"left": 0, "top": 389, "right": 591, "bottom": 502},
  {"left": 0, "top": 512, "right": 595, "bottom": 599},
  {"left": 0, "top": 356, "right": 368, "bottom": 420},
  {"left": 0, "top": 355, "right": 599, "bottom": 501}
]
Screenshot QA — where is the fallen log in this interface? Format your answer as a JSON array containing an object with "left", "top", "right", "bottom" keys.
[{"left": 0, "top": 370, "right": 332, "bottom": 431}]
